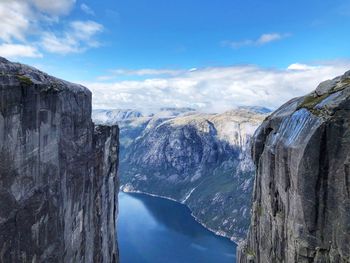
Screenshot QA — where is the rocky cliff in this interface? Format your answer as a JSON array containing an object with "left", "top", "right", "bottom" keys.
[
  {"left": 238, "top": 71, "right": 350, "bottom": 262},
  {"left": 94, "top": 107, "right": 268, "bottom": 242},
  {"left": 0, "top": 57, "right": 119, "bottom": 263}
]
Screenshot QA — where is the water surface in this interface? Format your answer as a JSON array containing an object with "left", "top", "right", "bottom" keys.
[{"left": 117, "top": 192, "right": 237, "bottom": 263}]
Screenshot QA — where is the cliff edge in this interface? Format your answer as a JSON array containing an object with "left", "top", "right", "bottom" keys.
[
  {"left": 237, "top": 70, "right": 350, "bottom": 262},
  {"left": 0, "top": 57, "right": 119, "bottom": 262}
]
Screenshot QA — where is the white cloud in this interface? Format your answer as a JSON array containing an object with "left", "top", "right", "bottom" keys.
[
  {"left": 0, "top": 1, "right": 32, "bottom": 42},
  {"left": 256, "top": 33, "right": 286, "bottom": 45},
  {"left": 31, "top": 0, "right": 76, "bottom": 16},
  {"left": 83, "top": 61, "right": 350, "bottom": 112},
  {"left": 0, "top": 44, "right": 42, "bottom": 58},
  {"left": 70, "top": 21, "right": 103, "bottom": 40},
  {"left": 41, "top": 21, "right": 103, "bottom": 54},
  {"left": 0, "top": 0, "right": 103, "bottom": 58},
  {"left": 287, "top": 63, "right": 319, "bottom": 71},
  {"left": 112, "top": 69, "right": 183, "bottom": 76},
  {"left": 223, "top": 33, "right": 290, "bottom": 49},
  {"left": 81, "top": 3, "right": 95, "bottom": 16},
  {"left": 40, "top": 32, "right": 78, "bottom": 54},
  {"left": 0, "top": 0, "right": 76, "bottom": 43}
]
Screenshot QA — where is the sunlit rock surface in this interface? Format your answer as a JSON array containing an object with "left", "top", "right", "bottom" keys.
[
  {"left": 0, "top": 57, "right": 119, "bottom": 263},
  {"left": 238, "top": 71, "right": 350, "bottom": 262}
]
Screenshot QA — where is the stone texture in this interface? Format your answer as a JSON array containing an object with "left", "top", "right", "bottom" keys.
[
  {"left": 237, "top": 71, "right": 350, "bottom": 262},
  {"left": 0, "top": 57, "right": 119, "bottom": 263}
]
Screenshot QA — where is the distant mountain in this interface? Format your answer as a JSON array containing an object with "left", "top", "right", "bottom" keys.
[
  {"left": 92, "top": 107, "right": 268, "bottom": 242},
  {"left": 93, "top": 109, "right": 144, "bottom": 124},
  {"left": 156, "top": 107, "right": 197, "bottom": 117},
  {"left": 93, "top": 107, "right": 197, "bottom": 124},
  {"left": 237, "top": 106, "right": 271, "bottom": 114}
]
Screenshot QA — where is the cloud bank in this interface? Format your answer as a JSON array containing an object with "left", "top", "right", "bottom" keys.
[{"left": 85, "top": 61, "right": 350, "bottom": 113}]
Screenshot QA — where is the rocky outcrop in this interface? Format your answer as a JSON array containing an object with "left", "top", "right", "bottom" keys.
[
  {"left": 94, "top": 107, "right": 268, "bottom": 242},
  {"left": 0, "top": 57, "right": 119, "bottom": 263},
  {"left": 238, "top": 71, "right": 350, "bottom": 262}
]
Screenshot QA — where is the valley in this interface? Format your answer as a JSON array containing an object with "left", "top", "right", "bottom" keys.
[{"left": 94, "top": 106, "right": 269, "bottom": 243}]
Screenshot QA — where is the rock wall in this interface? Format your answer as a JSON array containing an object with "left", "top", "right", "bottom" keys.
[
  {"left": 93, "top": 125, "right": 119, "bottom": 263},
  {"left": 0, "top": 57, "right": 119, "bottom": 263},
  {"left": 238, "top": 71, "right": 350, "bottom": 262}
]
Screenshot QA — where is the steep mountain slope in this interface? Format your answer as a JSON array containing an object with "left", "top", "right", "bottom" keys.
[
  {"left": 94, "top": 108, "right": 197, "bottom": 152},
  {"left": 238, "top": 71, "right": 350, "bottom": 262},
  {"left": 94, "top": 107, "right": 268, "bottom": 242},
  {"left": 0, "top": 57, "right": 119, "bottom": 263}
]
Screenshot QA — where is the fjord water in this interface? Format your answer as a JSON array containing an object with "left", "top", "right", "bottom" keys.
[{"left": 118, "top": 192, "right": 236, "bottom": 263}]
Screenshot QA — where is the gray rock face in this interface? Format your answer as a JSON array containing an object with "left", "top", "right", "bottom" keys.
[
  {"left": 100, "top": 108, "right": 267, "bottom": 242},
  {"left": 0, "top": 58, "right": 119, "bottom": 263},
  {"left": 237, "top": 71, "right": 350, "bottom": 262}
]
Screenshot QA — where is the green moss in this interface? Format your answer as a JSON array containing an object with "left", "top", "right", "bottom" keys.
[
  {"left": 246, "top": 248, "right": 256, "bottom": 258},
  {"left": 16, "top": 75, "right": 33, "bottom": 86},
  {"left": 297, "top": 77, "right": 350, "bottom": 116},
  {"left": 40, "top": 82, "right": 61, "bottom": 93},
  {"left": 297, "top": 93, "right": 328, "bottom": 110},
  {"left": 256, "top": 204, "right": 263, "bottom": 217},
  {"left": 334, "top": 77, "right": 350, "bottom": 91}
]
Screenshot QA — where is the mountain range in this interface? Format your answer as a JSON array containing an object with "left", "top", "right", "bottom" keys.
[{"left": 93, "top": 106, "right": 269, "bottom": 242}]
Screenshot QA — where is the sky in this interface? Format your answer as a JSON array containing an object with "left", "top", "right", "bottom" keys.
[{"left": 1, "top": 0, "right": 350, "bottom": 112}]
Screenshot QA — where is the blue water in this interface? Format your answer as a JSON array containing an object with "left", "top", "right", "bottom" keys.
[{"left": 117, "top": 192, "right": 237, "bottom": 263}]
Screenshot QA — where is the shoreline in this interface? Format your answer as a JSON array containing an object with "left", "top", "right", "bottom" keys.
[{"left": 121, "top": 188, "right": 240, "bottom": 244}]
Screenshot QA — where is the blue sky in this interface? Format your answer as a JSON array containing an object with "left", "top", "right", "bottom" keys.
[{"left": 1, "top": 0, "right": 350, "bottom": 111}]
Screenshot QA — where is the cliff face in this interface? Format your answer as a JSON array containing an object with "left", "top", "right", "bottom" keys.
[
  {"left": 238, "top": 71, "right": 350, "bottom": 262},
  {"left": 94, "top": 108, "right": 268, "bottom": 242},
  {"left": 0, "top": 57, "right": 119, "bottom": 263}
]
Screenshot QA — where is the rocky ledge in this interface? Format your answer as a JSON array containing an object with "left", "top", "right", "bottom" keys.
[
  {"left": 237, "top": 71, "right": 350, "bottom": 262},
  {"left": 0, "top": 57, "right": 119, "bottom": 262}
]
